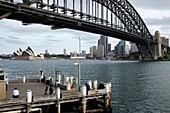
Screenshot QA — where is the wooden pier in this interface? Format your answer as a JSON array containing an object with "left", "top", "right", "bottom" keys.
[{"left": 0, "top": 80, "right": 112, "bottom": 113}]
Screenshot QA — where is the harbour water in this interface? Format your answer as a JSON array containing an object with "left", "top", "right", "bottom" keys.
[{"left": 1, "top": 59, "right": 170, "bottom": 113}]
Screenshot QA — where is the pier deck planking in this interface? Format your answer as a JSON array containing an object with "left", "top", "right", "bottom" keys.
[{"left": 0, "top": 80, "right": 112, "bottom": 113}]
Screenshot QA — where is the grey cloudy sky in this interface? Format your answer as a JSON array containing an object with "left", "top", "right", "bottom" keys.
[{"left": 0, "top": 0, "right": 170, "bottom": 54}]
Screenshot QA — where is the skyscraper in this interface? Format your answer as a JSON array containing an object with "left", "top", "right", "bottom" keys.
[
  {"left": 90, "top": 46, "right": 97, "bottom": 58},
  {"left": 108, "top": 44, "right": 111, "bottom": 52},
  {"left": 63, "top": 49, "right": 66, "bottom": 55},
  {"left": 92, "top": 46, "right": 97, "bottom": 57},
  {"left": 97, "top": 45, "right": 104, "bottom": 58},
  {"left": 90, "top": 47, "right": 93, "bottom": 58},
  {"left": 45, "top": 50, "right": 49, "bottom": 54},
  {"left": 130, "top": 43, "right": 138, "bottom": 53},
  {"left": 115, "top": 40, "right": 127, "bottom": 57},
  {"left": 98, "top": 35, "right": 108, "bottom": 57}
]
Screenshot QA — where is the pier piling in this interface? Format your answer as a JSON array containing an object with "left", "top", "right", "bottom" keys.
[{"left": 81, "top": 97, "right": 86, "bottom": 113}]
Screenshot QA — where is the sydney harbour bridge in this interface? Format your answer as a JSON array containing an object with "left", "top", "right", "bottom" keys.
[{"left": 0, "top": 0, "right": 160, "bottom": 60}]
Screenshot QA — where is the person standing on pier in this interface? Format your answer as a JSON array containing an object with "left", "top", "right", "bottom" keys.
[
  {"left": 98, "top": 82, "right": 105, "bottom": 89},
  {"left": 49, "top": 85, "right": 53, "bottom": 95},
  {"left": 5, "top": 76, "right": 9, "bottom": 90},
  {"left": 12, "top": 88, "right": 19, "bottom": 98},
  {"left": 44, "top": 86, "right": 48, "bottom": 95},
  {"left": 85, "top": 82, "right": 90, "bottom": 95}
]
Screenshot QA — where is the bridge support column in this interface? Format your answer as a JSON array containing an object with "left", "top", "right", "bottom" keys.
[
  {"left": 137, "top": 43, "right": 154, "bottom": 60},
  {"left": 151, "top": 31, "right": 163, "bottom": 60}
]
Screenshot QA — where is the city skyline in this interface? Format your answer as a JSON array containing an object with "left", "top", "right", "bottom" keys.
[{"left": 0, "top": 0, "right": 170, "bottom": 54}]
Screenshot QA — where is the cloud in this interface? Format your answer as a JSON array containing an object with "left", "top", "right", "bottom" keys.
[
  {"left": 45, "top": 39, "right": 62, "bottom": 43},
  {"left": 8, "top": 36, "right": 20, "bottom": 39},
  {"left": 144, "top": 17, "right": 170, "bottom": 26},
  {"left": 0, "top": 37, "right": 5, "bottom": 40},
  {"left": 130, "top": 0, "right": 170, "bottom": 10},
  {"left": 0, "top": 19, "right": 51, "bottom": 34},
  {"left": 158, "top": 26, "right": 170, "bottom": 38},
  {"left": 2, "top": 36, "right": 26, "bottom": 45}
]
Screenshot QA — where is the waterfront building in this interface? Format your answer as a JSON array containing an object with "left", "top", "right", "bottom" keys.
[
  {"left": 70, "top": 51, "right": 77, "bottom": 57},
  {"left": 98, "top": 36, "right": 108, "bottom": 57},
  {"left": 161, "top": 37, "right": 169, "bottom": 56},
  {"left": 114, "top": 40, "right": 129, "bottom": 57},
  {"left": 63, "top": 49, "right": 66, "bottom": 55},
  {"left": 161, "top": 37, "right": 169, "bottom": 47},
  {"left": 125, "top": 45, "right": 129, "bottom": 56},
  {"left": 89, "top": 46, "right": 97, "bottom": 58},
  {"left": 80, "top": 50, "right": 86, "bottom": 58},
  {"left": 92, "top": 46, "right": 97, "bottom": 58},
  {"left": 12, "top": 47, "right": 36, "bottom": 60},
  {"left": 115, "top": 40, "right": 126, "bottom": 57},
  {"left": 97, "top": 45, "right": 104, "bottom": 58},
  {"left": 90, "top": 47, "right": 93, "bottom": 58},
  {"left": 45, "top": 50, "right": 49, "bottom": 55},
  {"left": 130, "top": 43, "right": 138, "bottom": 53},
  {"left": 108, "top": 44, "right": 111, "bottom": 52}
]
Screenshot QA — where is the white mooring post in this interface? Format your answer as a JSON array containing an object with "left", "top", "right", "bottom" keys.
[{"left": 23, "top": 76, "right": 25, "bottom": 83}]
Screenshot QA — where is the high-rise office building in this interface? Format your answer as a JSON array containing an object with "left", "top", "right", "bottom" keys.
[
  {"left": 115, "top": 40, "right": 128, "bottom": 57},
  {"left": 89, "top": 46, "right": 97, "bottom": 58},
  {"left": 92, "top": 46, "right": 97, "bottom": 57},
  {"left": 81, "top": 50, "right": 86, "bottom": 58},
  {"left": 130, "top": 43, "right": 138, "bottom": 53},
  {"left": 70, "top": 51, "right": 77, "bottom": 57},
  {"left": 45, "top": 50, "right": 49, "bottom": 54},
  {"left": 98, "top": 35, "right": 108, "bottom": 57},
  {"left": 125, "top": 45, "right": 129, "bottom": 56},
  {"left": 97, "top": 45, "right": 104, "bottom": 58},
  {"left": 161, "top": 37, "right": 169, "bottom": 47},
  {"left": 63, "top": 49, "right": 66, "bottom": 55},
  {"left": 108, "top": 44, "right": 111, "bottom": 52},
  {"left": 90, "top": 47, "right": 93, "bottom": 57}
]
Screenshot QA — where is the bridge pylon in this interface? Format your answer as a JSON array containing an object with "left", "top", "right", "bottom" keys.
[{"left": 136, "top": 43, "right": 154, "bottom": 60}]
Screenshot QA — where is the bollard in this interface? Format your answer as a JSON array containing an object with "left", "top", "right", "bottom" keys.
[
  {"left": 81, "top": 85, "right": 86, "bottom": 96},
  {"left": 67, "top": 82, "right": 71, "bottom": 90},
  {"left": 65, "top": 76, "right": 69, "bottom": 83},
  {"left": 23, "top": 76, "right": 25, "bottom": 83},
  {"left": 69, "top": 76, "right": 73, "bottom": 88},
  {"left": 93, "top": 80, "right": 98, "bottom": 90},
  {"left": 58, "top": 74, "right": 61, "bottom": 84},
  {"left": 108, "top": 82, "right": 112, "bottom": 92},
  {"left": 26, "top": 90, "right": 32, "bottom": 103},
  {"left": 104, "top": 83, "right": 109, "bottom": 93},
  {"left": 56, "top": 87, "right": 60, "bottom": 99}
]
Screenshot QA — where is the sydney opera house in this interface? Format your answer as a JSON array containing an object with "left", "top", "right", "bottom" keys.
[{"left": 12, "top": 47, "right": 36, "bottom": 60}]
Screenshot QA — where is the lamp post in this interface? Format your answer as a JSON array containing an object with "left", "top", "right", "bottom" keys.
[{"left": 74, "top": 62, "right": 81, "bottom": 91}]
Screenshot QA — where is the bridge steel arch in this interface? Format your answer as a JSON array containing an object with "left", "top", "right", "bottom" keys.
[{"left": 93, "top": 0, "right": 154, "bottom": 59}]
